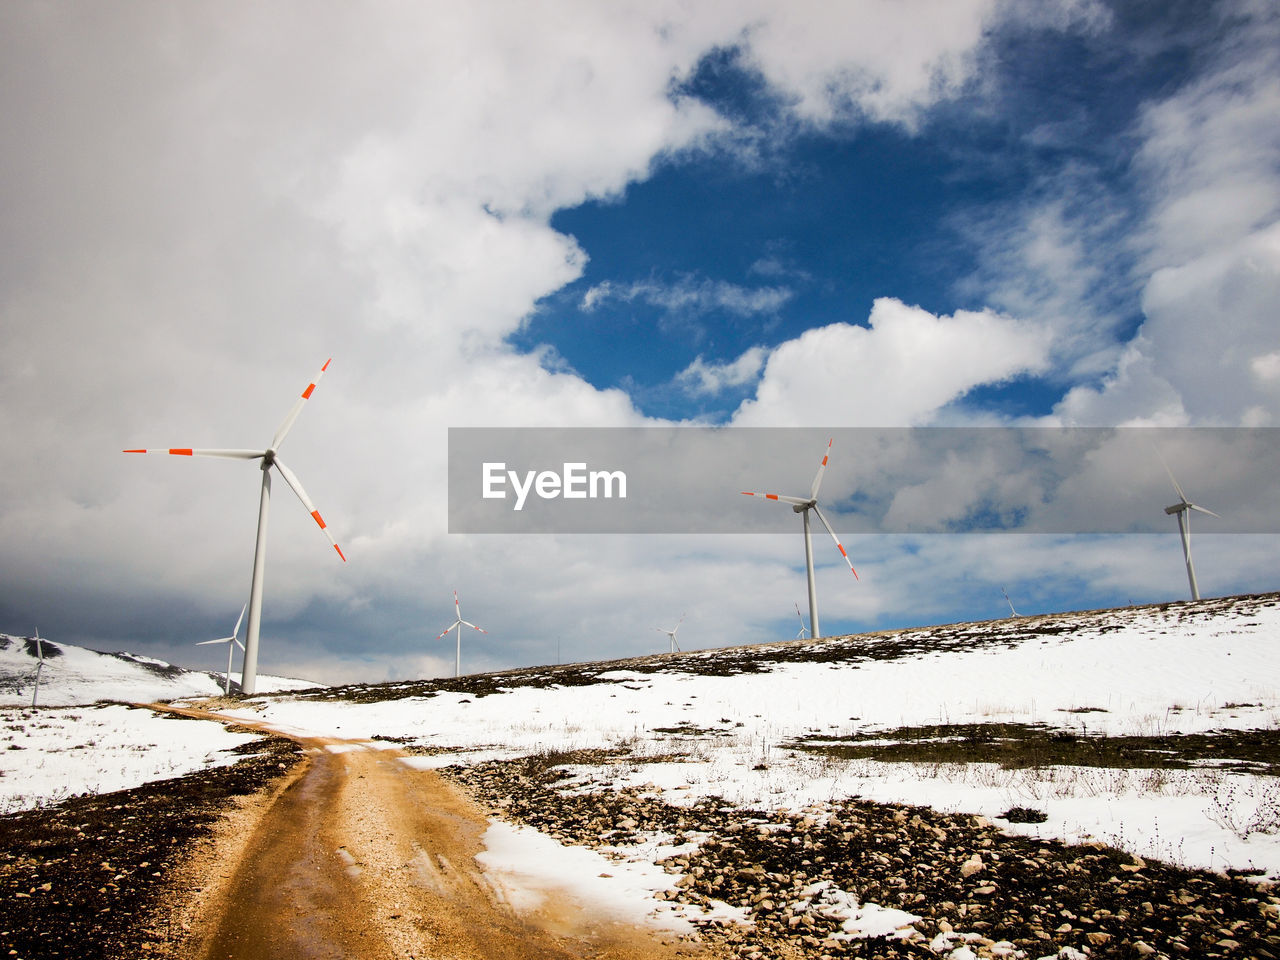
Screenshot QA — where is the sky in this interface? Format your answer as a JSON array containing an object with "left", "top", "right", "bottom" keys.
[{"left": 1, "top": 0, "right": 1278, "bottom": 684}]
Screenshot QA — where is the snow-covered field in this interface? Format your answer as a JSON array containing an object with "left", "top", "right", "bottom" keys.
[
  {"left": 0, "top": 703, "right": 262, "bottom": 814},
  {"left": 0, "top": 631, "right": 322, "bottom": 707},
  {"left": 208, "top": 594, "right": 1280, "bottom": 885},
  {"left": 3, "top": 594, "right": 1279, "bottom": 946},
  {"left": 0, "top": 632, "right": 321, "bottom": 815}
]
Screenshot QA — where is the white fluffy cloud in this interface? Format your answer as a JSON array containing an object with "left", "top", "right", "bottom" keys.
[
  {"left": 1050, "top": 1, "right": 1280, "bottom": 427},
  {"left": 676, "top": 346, "right": 770, "bottom": 396},
  {"left": 732, "top": 298, "right": 1052, "bottom": 426},
  {"left": 1, "top": 0, "right": 1264, "bottom": 682}
]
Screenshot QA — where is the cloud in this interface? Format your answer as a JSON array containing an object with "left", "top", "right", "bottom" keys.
[
  {"left": 1047, "top": 1, "right": 1280, "bottom": 427},
  {"left": 736, "top": 0, "right": 1076, "bottom": 128},
  {"left": 676, "top": 346, "right": 769, "bottom": 396},
  {"left": 732, "top": 298, "right": 1052, "bottom": 426},
  {"left": 3, "top": 0, "right": 1267, "bottom": 686},
  {"left": 580, "top": 276, "right": 792, "bottom": 317}
]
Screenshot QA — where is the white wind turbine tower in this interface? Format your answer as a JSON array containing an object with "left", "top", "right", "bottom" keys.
[
  {"left": 197, "top": 603, "right": 247, "bottom": 695},
  {"left": 1002, "top": 587, "right": 1020, "bottom": 618},
  {"left": 125, "top": 359, "right": 345, "bottom": 695},
  {"left": 30, "top": 628, "right": 44, "bottom": 708},
  {"left": 656, "top": 614, "right": 685, "bottom": 653},
  {"left": 437, "top": 590, "right": 487, "bottom": 678},
  {"left": 794, "top": 602, "right": 810, "bottom": 639},
  {"left": 742, "top": 438, "right": 858, "bottom": 640},
  {"left": 1160, "top": 458, "right": 1220, "bottom": 601}
]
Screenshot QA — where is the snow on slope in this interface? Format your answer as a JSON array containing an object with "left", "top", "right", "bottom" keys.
[
  {"left": 227, "top": 594, "right": 1280, "bottom": 881},
  {"left": 0, "top": 703, "right": 263, "bottom": 814},
  {"left": 0, "top": 633, "right": 323, "bottom": 707},
  {"left": 4, "top": 596, "right": 1279, "bottom": 943}
]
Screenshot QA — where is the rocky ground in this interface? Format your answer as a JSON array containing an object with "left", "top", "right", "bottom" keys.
[
  {"left": 0, "top": 725, "right": 302, "bottom": 960},
  {"left": 443, "top": 750, "right": 1280, "bottom": 960},
  {"left": 4, "top": 715, "right": 1280, "bottom": 959}
]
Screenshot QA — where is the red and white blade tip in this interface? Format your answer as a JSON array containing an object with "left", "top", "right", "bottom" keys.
[{"left": 309, "top": 510, "right": 346, "bottom": 561}]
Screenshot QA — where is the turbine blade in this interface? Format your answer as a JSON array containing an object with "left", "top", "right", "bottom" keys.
[
  {"left": 1189, "top": 503, "right": 1221, "bottom": 519},
  {"left": 232, "top": 602, "right": 247, "bottom": 639},
  {"left": 740, "top": 491, "right": 811, "bottom": 506},
  {"left": 123, "top": 448, "right": 264, "bottom": 459},
  {"left": 810, "top": 438, "right": 833, "bottom": 500},
  {"left": 196, "top": 637, "right": 230, "bottom": 646},
  {"left": 272, "top": 457, "right": 346, "bottom": 562},
  {"left": 437, "top": 619, "right": 462, "bottom": 640},
  {"left": 461, "top": 620, "right": 487, "bottom": 634},
  {"left": 1154, "top": 447, "right": 1190, "bottom": 504},
  {"left": 234, "top": 638, "right": 245, "bottom": 651},
  {"left": 454, "top": 590, "right": 462, "bottom": 618},
  {"left": 272, "top": 359, "right": 332, "bottom": 451},
  {"left": 812, "top": 504, "right": 859, "bottom": 580}
]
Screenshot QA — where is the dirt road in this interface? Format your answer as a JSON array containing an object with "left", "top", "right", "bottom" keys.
[{"left": 162, "top": 709, "right": 708, "bottom": 960}]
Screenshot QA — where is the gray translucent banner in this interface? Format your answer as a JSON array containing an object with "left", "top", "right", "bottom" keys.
[{"left": 447, "top": 427, "right": 1279, "bottom": 534}]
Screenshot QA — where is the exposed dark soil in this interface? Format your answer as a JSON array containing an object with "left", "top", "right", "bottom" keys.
[
  {"left": 0, "top": 728, "right": 302, "bottom": 960},
  {"left": 794, "top": 723, "right": 1280, "bottom": 776},
  {"left": 445, "top": 750, "right": 1280, "bottom": 959}
]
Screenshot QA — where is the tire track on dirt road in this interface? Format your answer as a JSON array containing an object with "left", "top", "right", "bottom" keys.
[{"left": 156, "top": 706, "right": 711, "bottom": 960}]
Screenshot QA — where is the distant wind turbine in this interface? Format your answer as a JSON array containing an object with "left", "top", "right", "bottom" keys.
[
  {"left": 1160, "top": 457, "right": 1220, "bottom": 601},
  {"left": 437, "top": 591, "right": 487, "bottom": 678},
  {"left": 794, "top": 602, "right": 810, "bottom": 639},
  {"left": 1001, "top": 587, "right": 1020, "bottom": 618},
  {"left": 197, "top": 603, "right": 247, "bottom": 695},
  {"left": 742, "top": 438, "right": 858, "bottom": 640},
  {"left": 656, "top": 614, "right": 685, "bottom": 653},
  {"left": 125, "top": 359, "right": 346, "bottom": 695},
  {"left": 30, "top": 628, "right": 44, "bottom": 708}
]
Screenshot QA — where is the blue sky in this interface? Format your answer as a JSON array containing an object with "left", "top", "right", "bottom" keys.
[
  {"left": 1, "top": 0, "right": 1277, "bottom": 683},
  {"left": 513, "top": 9, "right": 1198, "bottom": 422}
]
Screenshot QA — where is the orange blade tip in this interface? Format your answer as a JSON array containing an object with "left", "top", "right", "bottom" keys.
[{"left": 335, "top": 544, "right": 346, "bottom": 562}]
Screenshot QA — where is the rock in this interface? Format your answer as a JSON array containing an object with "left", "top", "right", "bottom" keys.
[
  {"left": 1133, "top": 942, "right": 1156, "bottom": 956},
  {"left": 961, "top": 854, "right": 985, "bottom": 878}
]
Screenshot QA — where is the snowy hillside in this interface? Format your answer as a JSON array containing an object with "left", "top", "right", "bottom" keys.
[
  {"left": 4, "top": 595, "right": 1280, "bottom": 957},
  {"left": 227, "top": 593, "right": 1280, "bottom": 882},
  {"left": 0, "top": 633, "right": 323, "bottom": 707}
]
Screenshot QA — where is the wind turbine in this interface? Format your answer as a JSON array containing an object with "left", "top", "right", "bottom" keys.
[
  {"left": 794, "top": 602, "right": 810, "bottom": 639},
  {"left": 30, "top": 628, "right": 44, "bottom": 708},
  {"left": 197, "top": 604, "right": 247, "bottom": 695},
  {"left": 1001, "top": 587, "right": 1020, "bottom": 618},
  {"left": 742, "top": 438, "right": 858, "bottom": 640},
  {"left": 125, "top": 359, "right": 345, "bottom": 695},
  {"left": 656, "top": 614, "right": 685, "bottom": 653},
  {"left": 437, "top": 591, "right": 487, "bottom": 678},
  {"left": 1161, "top": 459, "right": 1220, "bottom": 601}
]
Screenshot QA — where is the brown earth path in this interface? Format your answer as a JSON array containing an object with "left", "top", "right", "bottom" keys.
[{"left": 155, "top": 706, "right": 712, "bottom": 960}]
